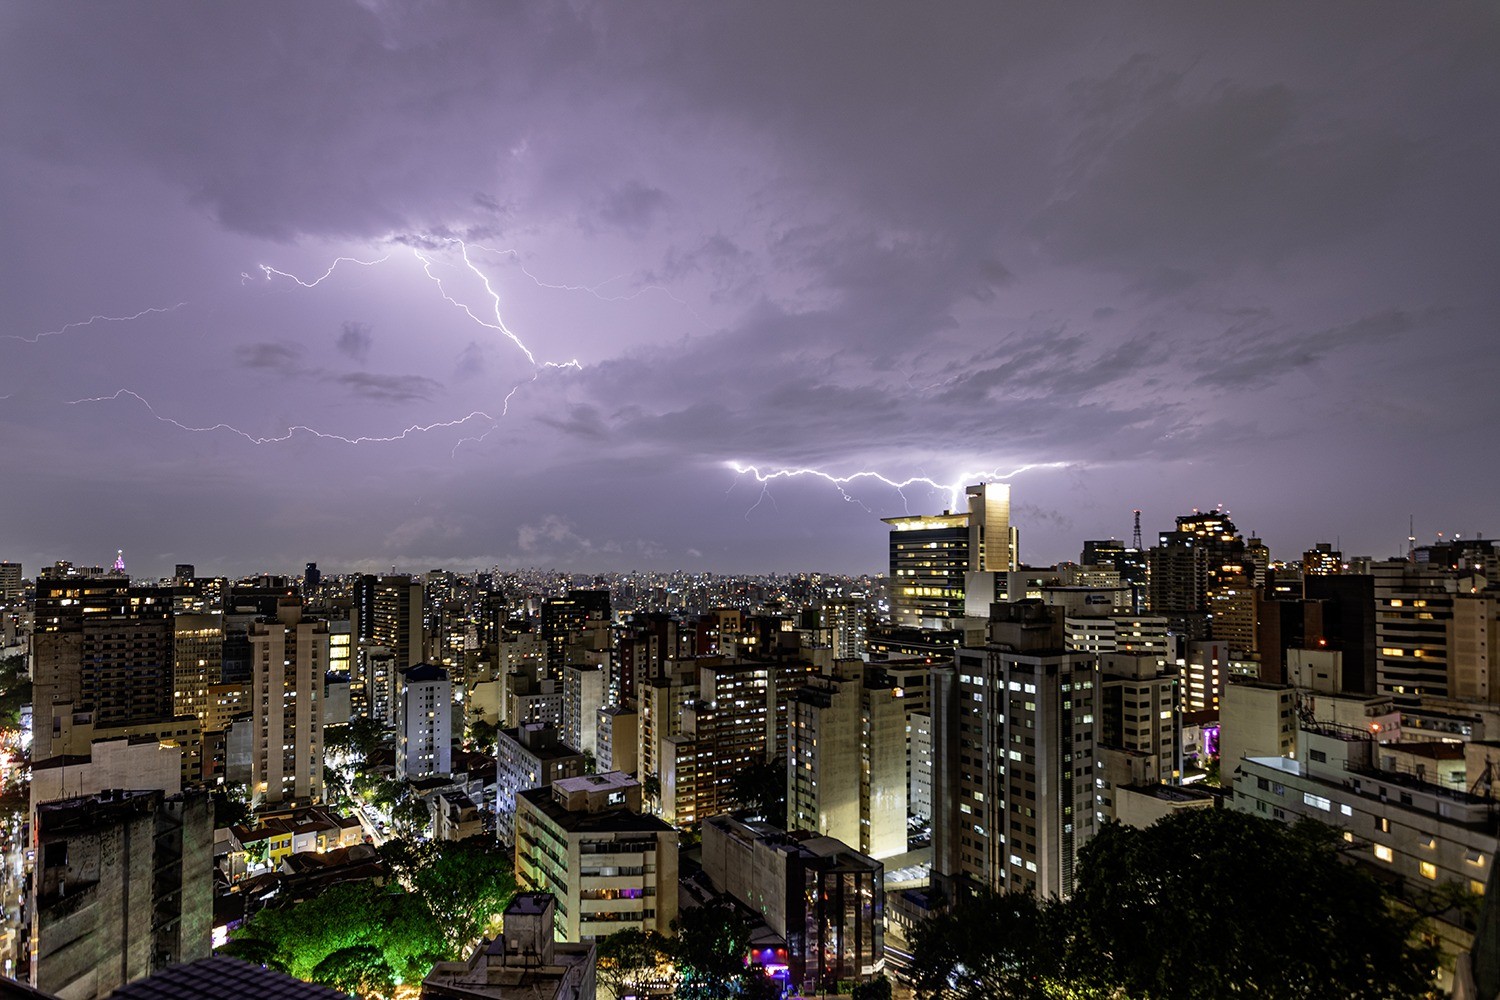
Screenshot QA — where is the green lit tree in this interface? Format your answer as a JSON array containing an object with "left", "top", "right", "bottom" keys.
[
  {"left": 382, "top": 836, "right": 517, "bottom": 955},
  {"left": 670, "top": 899, "right": 766, "bottom": 1000},
  {"left": 465, "top": 718, "right": 498, "bottom": 751},
  {"left": 596, "top": 927, "right": 675, "bottom": 999}
]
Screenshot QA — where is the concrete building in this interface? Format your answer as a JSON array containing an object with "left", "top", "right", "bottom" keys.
[
  {"left": 398, "top": 663, "right": 453, "bottom": 780},
  {"left": 1233, "top": 722, "right": 1500, "bottom": 988},
  {"left": 495, "top": 724, "right": 586, "bottom": 847},
  {"left": 514, "top": 773, "right": 678, "bottom": 943},
  {"left": 786, "top": 661, "right": 908, "bottom": 859},
  {"left": 31, "top": 789, "right": 212, "bottom": 999},
  {"left": 884, "top": 483, "right": 1014, "bottom": 628},
  {"left": 702, "top": 815, "right": 884, "bottom": 992},
  {"left": 31, "top": 736, "right": 182, "bottom": 811},
  {"left": 1064, "top": 614, "right": 1170, "bottom": 658},
  {"left": 1451, "top": 586, "right": 1500, "bottom": 703},
  {"left": 1146, "top": 508, "right": 1248, "bottom": 641},
  {"left": 1219, "top": 680, "right": 1297, "bottom": 774},
  {"left": 0, "top": 561, "right": 21, "bottom": 606},
  {"left": 595, "top": 704, "right": 637, "bottom": 775},
  {"left": 248, "top": 600, "right": 327, "bottom": 806},
  {"left": 423, "top": 893, "right": 598, "bottom": 1000},
  {"left": 932, "top": 601, "right": 1098, "bottom": 898},
  {"left": 1094, "top": 651, "right": 1181, "bottom": 824},
  {"left": 563, "top": 663, "right": 606, "bottom": 758},
  {"left": 171, "top": 613, "right": 223, "bottom": 726},
  {"left": 1374, "top": 559, "right": 1456, "bottom": 698},
  {"left": 658, "top": 658, "right": 773, "bottom": 827}
]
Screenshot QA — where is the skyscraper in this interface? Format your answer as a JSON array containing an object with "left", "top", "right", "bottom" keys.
[
  {"left": 883, "top": 482, "right": 1014, "bottom": 628},
  {"left": 248, "top": 600, "right": 327, "bottom": 805},
  {"left": 397, "top": 663, "right": 452, "bottom": 780}
]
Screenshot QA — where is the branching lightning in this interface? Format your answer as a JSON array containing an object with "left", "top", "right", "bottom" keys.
[
  {"left": 252, "top": 255, "right": 390, "bottom": 288},
  {"left": 725, "top": 461, "right": 1070, "bottom": 518},
  {"left": 6, "top": 302, "right": 187, "bottom": 344},
  {"left": 68, "top": 389, "right": 497, "bottom": 446}
]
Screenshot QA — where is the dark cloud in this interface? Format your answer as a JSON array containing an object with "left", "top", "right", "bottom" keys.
[
  {"left": 591, "top": 181, "right": 670, "bottom": 238},
  {"left": 331, "top": 372, "right": 441, "bottom": 403},
  {"left": 336, "top": 321, "right": 372, "bottom": 363},
  {"left": 234, "top": 342, "right": 305, "bottom": 375}
]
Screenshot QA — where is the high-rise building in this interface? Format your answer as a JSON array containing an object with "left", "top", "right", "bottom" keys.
[
  {"left": 659, "top": 658, "right": 773, "bottom": 826},
  {"left": 562, "top": 662, "right": 606, "bottom": 758},
  {"left": 1095, "top": 651, "right": 1181, "bottom": 824},
  {"left": 354, "top": 573, "right": 425, "bottom": 672},
  {"left": 883, "top": 483, "right": 1015, "bottom": 628},
  {"left": 932, "top": 602, "right": 1097, "bottom": 899},
  {"left": 786, "top": 661, "right": 908, "bottom": 859},
  {"left": 0, "top": 560, "right": 23, "bottom": 606},
  {"left": 1451, "top": 584, "right": 1500, "bottom": 703},
  {"left": 1147, "top": 508, "right": 1248, "bottom": 640},
  {"left": 31, "top": 577, "right": 175, "bottom": 761},
  {"left": 1303, "top": 543, "right": 1344, "bottom": 576},
  {"left": 495, "top": 723, "right": 587, "bottom": 847},
  {"left": 248, "top": 600, "right": 327, "bottom": 805},
  {"left": 31, "top": 789, "right": 212, "bottom": 999},
  {"left": 540, "top": 589, "right": 611, "bottom": 677},
  {"left": 1373, "top": 559, "right": 1456, "bottom": 699},
  {"left": 172, "top": 612, "right": 223, "bottom": 725},
  {"left": 397, "top": 663, "right": 452, "bottom": 780}
]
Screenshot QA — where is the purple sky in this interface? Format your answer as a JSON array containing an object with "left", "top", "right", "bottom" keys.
[{"left": 2, "top": 3, "right": 1497, "bottom": 579}]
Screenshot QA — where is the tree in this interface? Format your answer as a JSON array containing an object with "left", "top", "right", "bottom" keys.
[
  {"left": 382, "top": 836, "right": 517, "bottom": 955},
  {"left": 730, "top": 757, "right": 786, "bottom": 825},
  {"left": 1065, "top": 810, "right": 1438, "bottom": 1000},
  {"left": 327, "top": 716, "right": 387, "bottom": 767},
  {"left": 388, "top": 787, "right": 431, "bottom": 841},
  {"left": 212, "top": 783, "right": 250, "bottom": 828},
  {"left": 596, "top": 928, "right": 675, "bottom": 1000},
  {"left": 670, "top": 899, "right": 763, "bottom": 1000},
  {"left": 642, "top": 772, "right": 662, "bottom": 813},
  {"left": 851, "top": 975, "right": 893, "bottom": 1000},
  {"left": 907, "top": 887, "right": 1062, "bottom": 1000},
  {"left": 465, "top": 718, "right": 497, "bottom": 751}
]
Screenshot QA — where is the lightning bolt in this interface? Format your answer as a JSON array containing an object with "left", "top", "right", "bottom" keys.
[
  {"left": 725, "top": 461, "right": 1070, "bottom": 517},
  {"left": 463, "top": 242, "right": 697, "bottom": 313},
  {"left": 254, "top": 255, "right": 390, "bottom": 288},
  {"left": 6, "top": 302, "right": 188, "bottom": 344},
  {"left": 69, "top": 389, "right": 496, "bottom": 446}
]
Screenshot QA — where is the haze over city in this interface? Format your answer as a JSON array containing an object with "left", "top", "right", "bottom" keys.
[{"left": 3, "top": 3, "right": 1497, "bottom": 579}]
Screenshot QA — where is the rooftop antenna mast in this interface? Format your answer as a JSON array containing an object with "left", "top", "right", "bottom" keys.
[
  {"left": 1408, "top": 515, "right": 1417, "bottom": 562},
  {"left": 1132, "top": 509, "right": 1143, "bottom": 550}
]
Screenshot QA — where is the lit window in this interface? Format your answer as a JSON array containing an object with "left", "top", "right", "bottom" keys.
[
  {"left": 1419, "top": 861, "right": 1437, "bottom": 880},
  {"left": 1374, "top": 845, "right": 1394, "bottom": 863}
]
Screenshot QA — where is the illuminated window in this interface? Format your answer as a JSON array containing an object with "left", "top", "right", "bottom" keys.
[
  {"left": 1420, "top": 861, "right": 1437, "bottom": 880},
  {"left": 1374, "top": 845, "right": 1394, "bottom": 863}
]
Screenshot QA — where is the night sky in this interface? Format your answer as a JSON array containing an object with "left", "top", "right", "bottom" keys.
[{"left": 2, "top": 3, "right": 1496, "bottom": 579}]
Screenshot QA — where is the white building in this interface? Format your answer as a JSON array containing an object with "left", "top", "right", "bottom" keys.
[{"left": 397, "top": 663, "right": 452, "bottom": 780}]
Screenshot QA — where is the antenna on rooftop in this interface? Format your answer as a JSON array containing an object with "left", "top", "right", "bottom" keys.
[{"left": 1132, "top": 509, "right": 1143, "bottom": 550}]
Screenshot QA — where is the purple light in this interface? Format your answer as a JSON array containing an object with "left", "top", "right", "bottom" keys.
[{"left": 1204, "top": 723, "right": 1220, "bottom": 757}]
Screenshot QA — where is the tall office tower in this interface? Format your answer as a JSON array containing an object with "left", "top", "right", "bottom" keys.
[
  {"left": 787, "top": 661, "right": 909, "bottom": 859},
  {"left": 31, "top": 577, "right": 175, "bottom": 760},
  {"left": 248, "top": 600, "right": 327, "bottom": 805},
  {"left": 821, "top": 598, "right": 867, "bottom": 659},
  {"left": 0, "top": 561, "right": 21, "bottom": 605},
  {"left": 353, "top": 573, "right": 425, "bottom": 671},
  {"left": 540, "top": 589, "right": 611, "bottom": 677},
  {"left": 31, "top": 789, "right": 212, "bottom": 999},
  {"left": 1095, "top": 652, "right": 1181, "bottom": 823},
  {"left": 659, "top": 658, "right": 773, "bottom": 826},
  {"left": 882, "top": 482, "right": 1015, "bottom": 628},
  {"left": 397, "top": 663, "right": 452, "bottom": 780},
  {"left": 1373, "top": 559, "right": 1456, "bottom": 699},
  {"left": 172, "top": 612, "right": 223, "bottom": 724},
  {"left": 562, "top": 662, "right": 605, "bottom": 757},
  {"left": 932, "top": 602, "right": 1098, "bottom": 899},
  {"left": 1147, "top": 508, "right": 1248, "bottom": 640},
  {"left": 1304, "top": 543, "right": 1344, "bottom": 576}
]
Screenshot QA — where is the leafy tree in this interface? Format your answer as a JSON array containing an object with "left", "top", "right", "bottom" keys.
[
  {"left": 671, "top": 899, "right": 763, "bottom": 1000},
  {"left": 851, "top": 975, "right": 893, "bottom": 1000},
  {"left": 382, "top": 836, "right": 517, "bottom": 955},
  {"left": 388, "top": 787, "right": 431, "bottom": 841},
  {"left": 323, "top": 764, "right": 353, "bottom": 812},
  {"left": 465, "top": 718, "right": 498, "bottom": 751},
  {"left": 642, "top": 772, "right": 662, "bottom": 813},
  {"left": 326, "top": 716, "right": 387, "bottom": 767},
  {"left": 1065, "top": 810, "right": 1438, "bottom": 1000},
  {"left": 730, "top": 757, "right": 786, "bottom": 825},
  {"left": 596, "top": 928, "right": 675, "bottom": 1000},
  {"left": 212, "top": 783, "right": 250, "bottom": 828},
  {"left": 908, "top": 887, "right": 1062, "bottom": 1000},
  {"left": 311, "top": 945, "right": 397, "bottom": 997}
]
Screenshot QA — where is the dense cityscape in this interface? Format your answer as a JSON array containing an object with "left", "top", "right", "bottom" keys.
[
  {"left": 5, "top": 3, "right": 1498, "bottom": 999},
  {"left": 0, "top": 484, "right": 1495, "bottom": 998}
]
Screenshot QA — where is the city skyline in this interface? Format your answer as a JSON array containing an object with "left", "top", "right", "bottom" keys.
[{"left": 3, "top": 4, "right": 1497, "bottom": 578}]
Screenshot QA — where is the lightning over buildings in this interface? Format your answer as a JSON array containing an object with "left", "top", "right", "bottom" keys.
[{"left": 724, "top": 460, "right": 1071, "bottom": 516}]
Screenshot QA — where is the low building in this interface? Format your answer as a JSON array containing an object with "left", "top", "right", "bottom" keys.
[
  {"left": 701, "top": 814, "right": 884, "bottom": 992},
  {"left": 422, "top": 893, "right": 596, "bottom": 1000},
  {"left": 514, "top": 772, "right": 678, "bottom": 943},
  {"left": 432, "top": 788, "right": 485, "bottom": 841}
]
